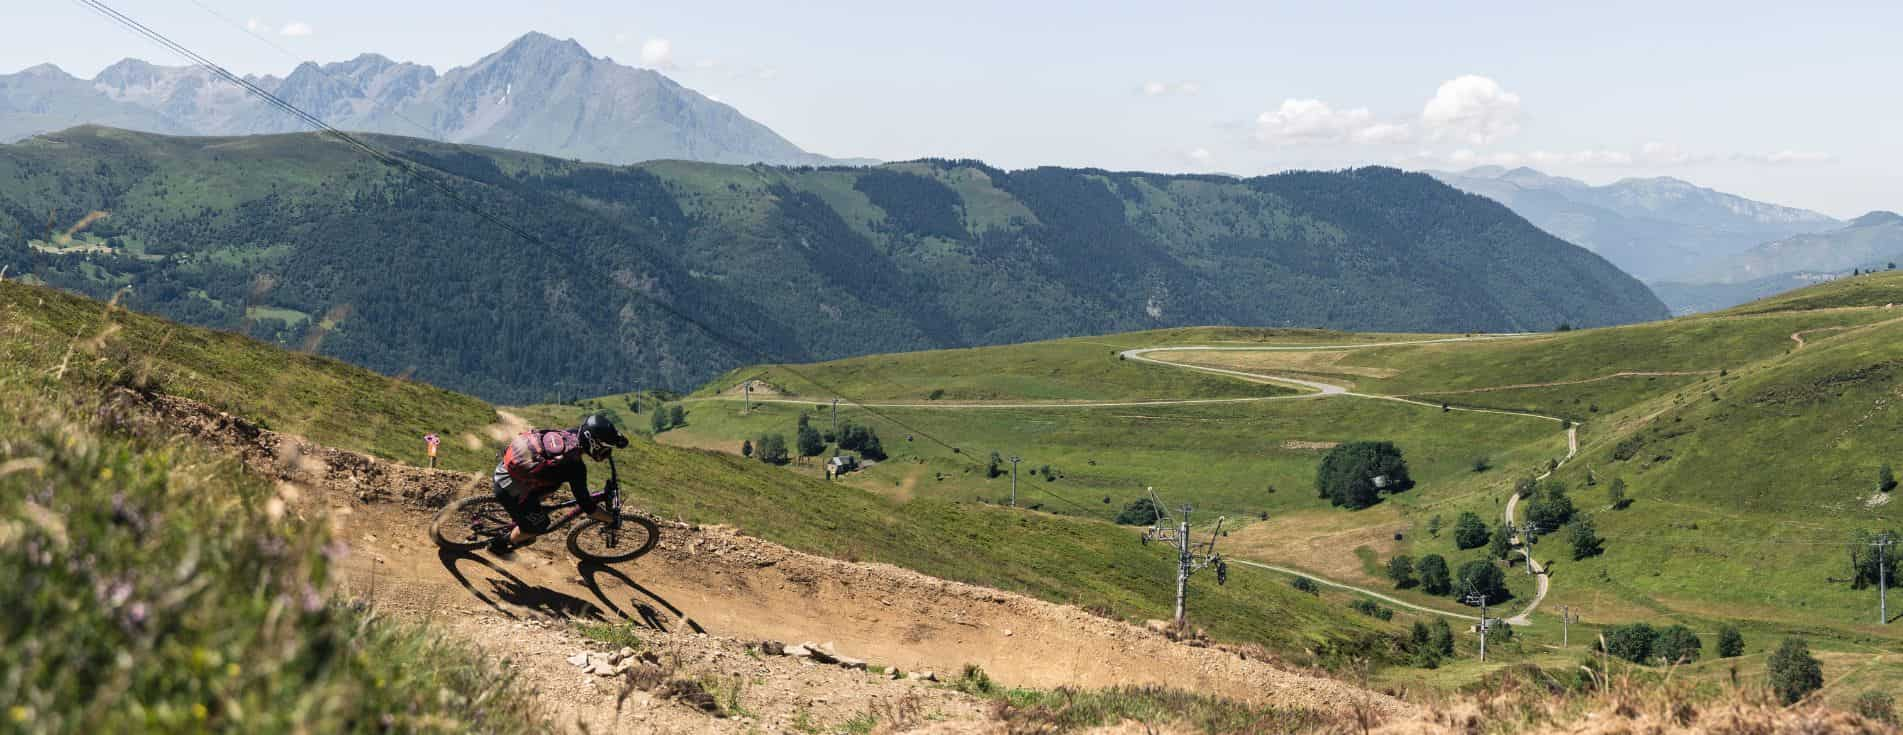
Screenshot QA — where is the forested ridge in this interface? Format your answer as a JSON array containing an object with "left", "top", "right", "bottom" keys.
[{"left": 0, "top": 126, "right": 1666, "bottom": 402}]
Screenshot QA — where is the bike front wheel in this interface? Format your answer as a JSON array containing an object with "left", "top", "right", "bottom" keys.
[
  {"left": 430, "top": 496, "right": 515, "bottom": 550},
  {"left": 567, "top": 513, "right": 661, "bottom": 563}
]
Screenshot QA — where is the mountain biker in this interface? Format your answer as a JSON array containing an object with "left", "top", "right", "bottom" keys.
[{"left": 487, "top": 413, "right": 629, "bottom": 556}]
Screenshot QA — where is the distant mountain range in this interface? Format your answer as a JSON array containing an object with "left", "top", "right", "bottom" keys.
[
  {"left": 0, "top": 127, "right": 1666, "bottom": 402},
  {"left": 1649, "top": 212, "right": 1903, "bottom": 313},
  {"left": 0, "top": 32, "right": 862, "bottom": 167},
  {"left": 1427, "top": 166, "right": 1840, "bottom": 282}
]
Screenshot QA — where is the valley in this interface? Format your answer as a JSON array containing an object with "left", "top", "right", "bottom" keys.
[{"left": 641, "top": 274, "right": 1903, "bottom": 701}]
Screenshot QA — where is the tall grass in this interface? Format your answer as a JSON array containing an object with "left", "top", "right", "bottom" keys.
[{"left": 0, "top": 384, "right": 547, "bottom": 732}]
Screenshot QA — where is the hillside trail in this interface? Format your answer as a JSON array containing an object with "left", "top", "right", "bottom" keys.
[{"left": 119, "top": 388, "right": 1411, "bottom": 732}]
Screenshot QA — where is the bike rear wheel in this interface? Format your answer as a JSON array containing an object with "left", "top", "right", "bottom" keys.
[
  {"left": 430, "top": 496, "right": 516, "bottom": 550},
  {"left": 567, "top": 513, "right": 660, "bottom": 563}
]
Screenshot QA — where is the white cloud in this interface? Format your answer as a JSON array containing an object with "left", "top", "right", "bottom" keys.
[
  {"left": 279, "top": 21, "right": 313, "bottom": 37},
  {"left": 1354, "top": 122, "right": 1414, "bottom": 145},
  {"left": 640, "top": 38, "right": 673, "bottom": 67},
  {"left": 1737, "top": 150, "right": 1834, "bottom": 165},
  {"left": 245, "top": 17, "right": 268, "bottom": 33},
  {"left": 1255, "top": 98, "right": 1411, "bottom": 145},
  {"left": 613, "top": 32, "right": 631, "bottom": 44},
  {"left": 1142, "top": 80, "right": 1200, "bottom": 97},
  {"left": 1421, "top": 75, "right": 1522, "bottom": 145}
]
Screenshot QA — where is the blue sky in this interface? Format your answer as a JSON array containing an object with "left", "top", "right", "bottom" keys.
[{"left": 13, "top": 0, "right": 1898, "bottom": 217}]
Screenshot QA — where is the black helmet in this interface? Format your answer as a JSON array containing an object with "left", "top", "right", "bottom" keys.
[{"left": 579, "top": 413, "right": 628, "bottom": 460}]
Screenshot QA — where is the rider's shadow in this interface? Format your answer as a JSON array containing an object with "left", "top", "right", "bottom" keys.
[
  {"left": 578, "top": 561, "right": 706, "bottom": 635},
  {"left": 437, "top": 549, "right": 606, "bottom": 621}
]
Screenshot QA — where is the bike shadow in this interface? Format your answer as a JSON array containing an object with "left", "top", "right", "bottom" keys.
[
  {"left": 577, "top": 561, "right": 706, "bottom": 635},
  {"left": 437, "top": 548, "right": 606, "bottom": 621}
]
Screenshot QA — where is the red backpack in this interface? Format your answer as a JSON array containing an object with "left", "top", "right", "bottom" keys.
[{"left": 500, "top": 429, "right": 582, "bottom": 489}]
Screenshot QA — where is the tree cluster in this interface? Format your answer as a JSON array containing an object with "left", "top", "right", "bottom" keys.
[
  {"left": 752, "top": 433, "right": 789, "bottom": 465},
  {"left": 1598, "top": 623, "right": 1703, "bottom": 665},
  {"left": 1314, "top": 441, "right": 1413, "bottom": 510}
]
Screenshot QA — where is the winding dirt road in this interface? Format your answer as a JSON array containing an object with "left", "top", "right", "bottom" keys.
[{"left": 699, "top": 336, "right": 1582, "bottom": 625}]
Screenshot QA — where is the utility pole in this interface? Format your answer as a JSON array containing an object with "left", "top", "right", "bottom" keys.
[
  {"left": 1008, "top": 456, "right": 1022, "bottom": 508},
  {"left": 1508, "top": 520, "right": 1534, "bottom": 576},
  {"left": 1877, "top": 532, "right": 1897, "bottom": 625},
  {"left": 1558, "top": 605, "right": 1578, "bottom": 647},
  {"left": 1463, "top": 588, "right": 1490, "bottom": 662},
  {"left": 743, "top": 381, "right": 752, "bottom": 414},
  {"left": 1140, "top": 489, "right": 1228, "bottom": 630},
  {"left": 831, "top": 398, "right": 840, "bottom": 440}
]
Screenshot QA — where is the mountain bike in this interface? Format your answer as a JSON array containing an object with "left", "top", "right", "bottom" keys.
[{"left": 430, "top": 457, "right": 659, "bottom": 563}]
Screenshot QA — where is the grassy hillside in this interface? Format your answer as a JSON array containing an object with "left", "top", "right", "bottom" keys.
[
  {"left": 0, "top": 291, "right": 546, "bottom": 730},
  {"left": 690, "top": 327, "right": 1443, "bottom": 402},
  {"left": 0, "top": 280, "right": 503, "bottom": 473},
  {"left": 657, "top": 275, "right": 1903, "bottom": 698},
  {"left": 0, "top": 279, "right": 1402, "bottom": 671},
  {"left": 2, "top": 126, "right": 1665, "bottom": 403}
]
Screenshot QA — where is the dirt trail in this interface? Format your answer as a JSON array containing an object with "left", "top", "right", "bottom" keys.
[
  {"left": 121, "top": 387, "right": 1410, "bottom": 730},
  {"left": 1401, "top": 370, "right": 1714, "bottom": 396}
]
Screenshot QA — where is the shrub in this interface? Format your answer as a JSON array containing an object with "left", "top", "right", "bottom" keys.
[
  {"left": 1607, "top": 477, "right": 1629, "bottom": 509},
  {"left": 1314, "top": 441, "right": 1412, "bottom": 509},
  {"left": 1471, "top": 456, "right": 1491, "bottom": 473},
  {"left": 1426, "top": 514, "right": 1443, "bottom": 537},
  {"left": 1768, "top": 637, "right": 1823, "bottom": 705},
  {"left": 741, "top": 439, "right": 753, "bottom": 457},
  {"left": 667, "top": 404, "right": 685, "bottom": 427},
  {"left": 1654, "top": 624, "right": 1702, "bottom": 664},
  {"left": 1717, "top": 625, "right": 1745, "bottom": 658},
  {"left": 1115, "top": 497, "right": 1162, "bottom": 526},
  {"left": 1856, "top": 691, "right": 1897, "bottom": 724},
  {"left": 1453, "top": 512, "right": 1489, "bottom": 550},
  {"left": 954, "top": 664, "right": 996, "bottom": 696},
  {"left": 1418, "top": 554, "right": 1451, "bottom": 595},
  {"left": 1489, "top": 526, "right": 1513, "bottom": 560},
  {"left": 1290, "top": 576, "right": 1320, "bottom": 594},
  {"left": 1349, "top": 599, "right": 1392, "bottom": 620},
  {"left": 1431, "top": 618, "right": 1455, "bottom": 656},
  {"left": 1568, "top": 517, "right": 1604, "bottom": 560},
  {"left": 1386, "top": 555, "right": 1415, "bottom": 588},
  {"left": 1882, "top": 464, "right": 1897, "bottom": 493},
  {"left": 1514, "top": 477, "right": 1537, "bottom": 499}
]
